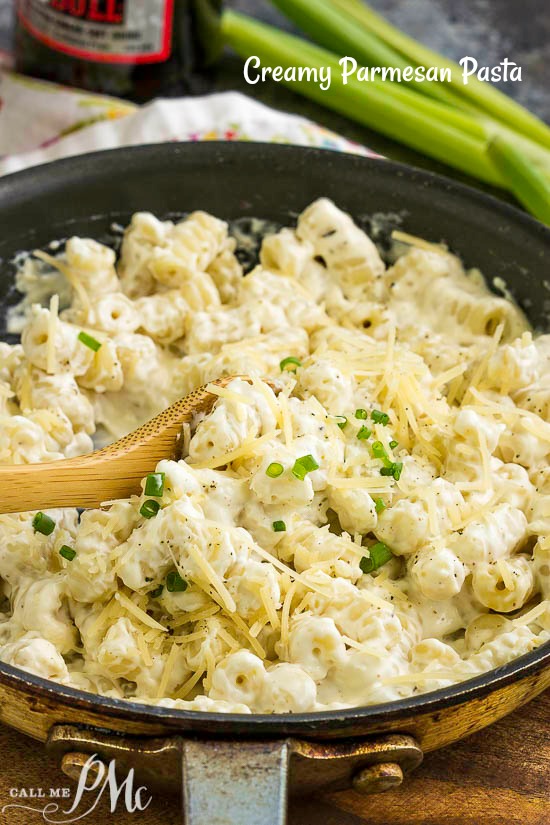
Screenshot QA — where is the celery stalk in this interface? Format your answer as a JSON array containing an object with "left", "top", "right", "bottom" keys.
[
  {"left": 328, "top": 0, "right": 550, "bottom": 151},
  {"left": 488, "top": 137, "right": 550, "bottom": 225},
  {"left": 271, "top": 0, "right": 465, "bottom": 110},
  {"left": 272, "top": 0, "right": 550, "bottom": 176},
  {"left": 222, "top": 11, "right": 504, "bottom": 186},
  {"left": 294, "top": 34, "right": 487, "bottom": 143}
]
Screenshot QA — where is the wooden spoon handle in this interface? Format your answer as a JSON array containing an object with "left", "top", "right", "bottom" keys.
[
  {"left": 0, "top": 420, "right": 185, "bottom": 513},
  {"left": 0, "top": 381, "right": 225, "bottom": 514},
  {"left": 0, "top": 438, "right": 177, "bottom": 513}
]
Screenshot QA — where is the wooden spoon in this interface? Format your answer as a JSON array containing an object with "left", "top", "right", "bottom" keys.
[{"left": 0, "top": 377, "right": 237, "bottom": 514}]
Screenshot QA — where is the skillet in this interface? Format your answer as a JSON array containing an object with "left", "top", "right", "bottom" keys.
[{"left": 0, "top": 142, "right": 548, "bottom": 824}]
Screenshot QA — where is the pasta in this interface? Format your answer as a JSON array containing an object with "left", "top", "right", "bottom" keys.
[{"left": 0, "top": 199, "right": 548, "bottom": 714}]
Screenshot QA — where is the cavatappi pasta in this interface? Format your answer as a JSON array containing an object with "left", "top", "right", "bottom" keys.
[{"left": 0, "top": 199, "right": 549, "bottom": 713}]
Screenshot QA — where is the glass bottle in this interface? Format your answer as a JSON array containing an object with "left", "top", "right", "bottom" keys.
[{"left": 14, "top": 0, "right": 223, "bottom": 102}]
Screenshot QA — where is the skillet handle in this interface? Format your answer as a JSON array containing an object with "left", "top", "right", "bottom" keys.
[
  {"left": 48, "top": 725, "right": 423, "bottom": 823},
  {"left": 181, "top": 739, "right": 289, "bottom": 825}
]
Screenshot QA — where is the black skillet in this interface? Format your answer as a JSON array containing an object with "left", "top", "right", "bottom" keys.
[{"left": 0, "top": 143, "right": 548, "bottom": 824}]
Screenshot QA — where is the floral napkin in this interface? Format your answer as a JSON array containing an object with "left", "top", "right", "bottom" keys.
[{"left": 0, "top": 70, "right": 377, "bottom": 177}]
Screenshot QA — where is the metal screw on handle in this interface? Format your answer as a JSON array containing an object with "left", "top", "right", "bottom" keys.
[
  {"left": 60, "top": 752, "right": 101, "bottom": 783},
  {"left": 352, "top": 762, "right": 404, "bottom": 793}
]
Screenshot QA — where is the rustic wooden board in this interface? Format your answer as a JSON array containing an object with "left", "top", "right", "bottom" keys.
[{"left": 0, "top": 690, "right": 548, "bottom": 825}]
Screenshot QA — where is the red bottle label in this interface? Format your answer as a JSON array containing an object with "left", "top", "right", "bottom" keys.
[{"left": 17, "top": 0, "right": 174, "bottom": 64}]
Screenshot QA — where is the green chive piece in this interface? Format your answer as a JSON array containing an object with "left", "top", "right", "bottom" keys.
[
  {"left": 292, "top": 454, "right": 320, "bottom": 480},
  {"left": 59, "top": 545, "right": 76, "bottom": 561},
  {"left": 77, "top": 331, "right": 102, "bottom": 352},
  {"left": 355, "top": 408, "right": 368, "bottom": 419},
  {"left": 372, "top": 440, "right": 389, "bottom": 461},
  {"left": 360, "top": 541, "right": 394, "bottom": 574},
  {"left": 150, "top": 584, "right": 164, "bottom": 599},
  {"left": 380, "top": 461, "right": 403, "bottom": 480},
  {"left": 389, "top": 440, "right": 399, "bottom": 450},
  {"left": 140, "top": 499, "right": 161, "bottom": 519},
  {"left": 166, "top": 571, "right": 188, "bottom": 593},
  {"left": 357, "top": 425, "right": 371, "bottom": 440},
  {"left": 372, "top": 440, "right": 395, "bottom": 469},
  {"left": 144, "top": 472, "right": 165, "bottom": 497},
  {"left": 266, "top": 462, "right": 284, "bottom": 478},
  {"left": 370, "top": 541, "right": 394, "bottom": 567},
  {"left": 359, "top": 555, "right": 374, "bottom": 574},
  {"left": 280, "top": 356, "right": 302, "bottom": 372},
  {"left": 335, "top": 416, "right": 348, "bottom": 430},
  {"left": 32, "top": 511, "right": 55, "bottom": 536},
  {"left": 371, "top": 409, "right": 390, "bottom": 425},
  {"left": 392, "top": 462, "right": 403, "bottom": 481},
  {"left": 372, "top": 440, "right": 386, "bottom": 457},
  {"left": 273, "top": 520, "right": 287, "bottom": 532},
  {"left": 375, "top": 498, "right": 386, "bottom": 514}
]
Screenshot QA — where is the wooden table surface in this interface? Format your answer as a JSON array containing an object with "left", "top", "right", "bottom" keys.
[{"left": 0, "top": 690, "right": 547, "bottom": 825}]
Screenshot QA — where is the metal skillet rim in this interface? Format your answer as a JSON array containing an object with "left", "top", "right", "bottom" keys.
[
  {"left": 0, "top": 142, "right": 549, "bottom": 736},
  {"left": 0, "top": 642, "right": 548, "bottom": 736}
]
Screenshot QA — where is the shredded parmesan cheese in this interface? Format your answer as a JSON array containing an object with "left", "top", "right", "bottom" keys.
[
  {"left": 497, "top": 558, "right": 516, "bottom": 591},
  {"left": 205, "top": 383, "right": 255, "bottom": 406},
  {"left": 46, "top": 294, "right": 59, "bottom": 375},
  {"left": 391, "top": 230, "right": 448, "bottom": 254},
  {"left": 174, "top": 667, "right": 205, "bottom": 701},
  {"left": 157, "top": 642, "right": 181, "bottom": 698},
  {"left": 137, "top": 632, "right": 153, "bottom": 667},
  {"left": 190, "top": 430, "right": 277, "bottom": 470},
  {"left": 115, "top": 592, "right": 168, "bottom": 632}
]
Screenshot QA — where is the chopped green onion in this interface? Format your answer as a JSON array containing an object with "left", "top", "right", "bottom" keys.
[
  {"left": 140, "top": 499, "right": 161, "bottom": 519},
  {"left": 372, "top": 441, "right": 402, "bottom": 477},
  {"left": 371, "top": 409, "right": 390, "bottom": 426},
  {"left": 166, "top": 571, "right": 188, "bottom": 593},
  {"left": 144, "top": 472, "right": 165, "bottom": 497},
  {"left": 359, "top": 555, "right": 373, "bottom": 574},
  {"left": 392, "top": 462, "right": 403, "bottom": 481},
  {"left": 371, "top": 440, "right": 386, "bottom": 457},
  {"left": 59, "top": 545, "right": 76, "bottom": 561},
  {"left": 372, "top": 441, "right": 390, "bottom": 465},
  {"left": 280, "top": 356, "right": 302, "bottom": 372},
  {"left": 77, "top": 331, "right": 102, "bottom": 352},
  {"left": 374, "top": 497, "right": 386, "bottom": 514},
  {"left": 334, "top": 415, "right": 348, "bottom": 430},
  {"left": 360, "top": 541, "right": 394, "bottom": 574},
  {"left": 354, "top": 408, "right": 368, "bottom": 419},
  {"left": 150, "top": 584, "right": 164, "bottom": 599},
  {"left": 380, "top": 461, "right": 403, "bottom": 480},
  {"left": 488, "top": 137, "right": 550, "bottom": 226},
  {"left": 32, "top": 511, "right": 55, "bottom": 536},
  {"left": 389, "top": 440, "right": 399, "bottom": 450},
  {"left": 357, "top": 425, "right": 371, "bottom": 440},
  {"left": 273, "top": 520, "right": 287, "bottom": 532},
  {"left": 266, "top": 462, "right": 284, "bottom": 478},
  {"left": 292, "top": 454, "right": 319, "bottom": 480}
]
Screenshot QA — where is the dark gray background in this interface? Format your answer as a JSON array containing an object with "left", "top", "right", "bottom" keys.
[{"left": 1, "top": 0, "right": 549, "bottom": 192}]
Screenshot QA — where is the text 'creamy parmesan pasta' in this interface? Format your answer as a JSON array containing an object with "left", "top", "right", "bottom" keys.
[{"left": 0, "top": 199, "right": 549, "bottom": 713}]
